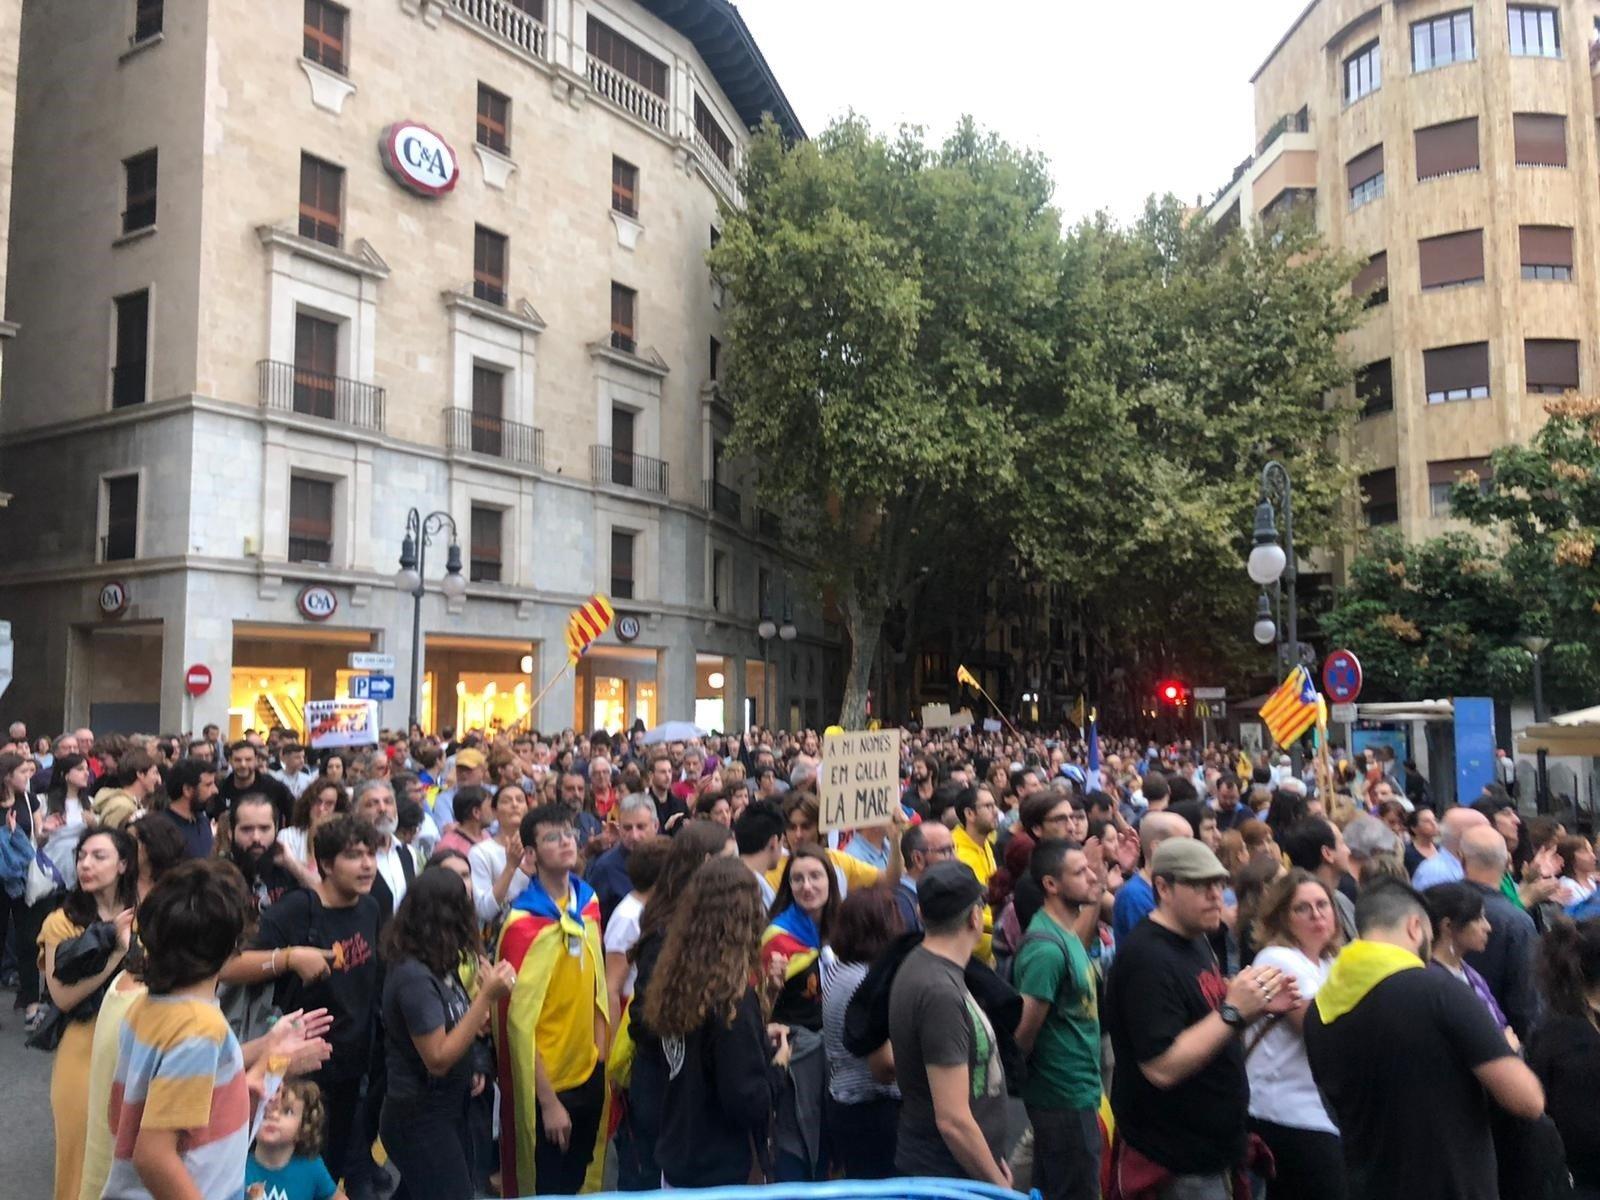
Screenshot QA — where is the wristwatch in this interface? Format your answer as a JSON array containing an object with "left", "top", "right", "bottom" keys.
[{"left": 1218, "top": 1002, "right": 1246, "bottom": 1031}]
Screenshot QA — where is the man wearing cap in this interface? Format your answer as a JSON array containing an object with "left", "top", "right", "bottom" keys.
[
  {"left": 887, "top": 860, "right": 1010, "bottom": 1185},
  {"left": 432, "top": 746, "right": 488, "bottom": 834},
  {"left": 1104, "top": 840, "right": 1300, "bottom": 1198}
]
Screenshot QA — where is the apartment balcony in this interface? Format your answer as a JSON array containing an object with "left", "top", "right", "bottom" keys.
[
  {"left": 705, "top": 479, "right": 742, "bottom": 522},
  {"left": 592, "top": 444, "right": 669, "bottom": 496},
  {"left": 445, "top": 407, "right": 545, "bottom": 468},
  {"left": 693, "top": 131, "right": 740, "bottom": 204},
  {"left": 258, "top": 359, "right": 385, "bottom": 432},
  {"left": 587, "top": 57, "right": 668, "bottom": 132},
  {"left": 446, "top": 0, "right": 547, "bottom": 59}
]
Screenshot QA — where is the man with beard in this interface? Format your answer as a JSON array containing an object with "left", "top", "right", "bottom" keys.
[
  {"left": 353, "top": 776, "right": 413, "bottom": 923},
  {"left": 226, "top": 792, "right": 297, "bottom": 913},
  {"left": 215, "top": 739, "right": 294, "bottom": 826}
]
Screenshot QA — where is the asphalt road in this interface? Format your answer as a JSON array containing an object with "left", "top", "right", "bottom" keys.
[{"left": 0, "top": 997, "right": 56, "bottom": 1195}]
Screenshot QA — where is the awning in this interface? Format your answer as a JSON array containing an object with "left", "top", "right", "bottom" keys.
[{"left": 1518, "top": 705, "right": 1600, "bottom": 756}]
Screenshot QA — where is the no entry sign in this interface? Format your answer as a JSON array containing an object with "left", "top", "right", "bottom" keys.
[{"left": 185, "top": 663, "right": 213, "bottom": 697}]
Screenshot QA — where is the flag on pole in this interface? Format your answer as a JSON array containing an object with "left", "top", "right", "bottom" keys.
[
  {"left": 1086, "top": 710, "right": 1101, "bottom": 778},
  {"left": 565, "top": 594, "right": 616, "bottom": 665},
  {"left": 1261, "top": 665, "right": 1321, "bottom": 750},
  {"left": 1071, "top": 694, "right": 1086, "bottom": 731},
  {"left": 956, "top": 664, "right": 980, "bottom": 690}
]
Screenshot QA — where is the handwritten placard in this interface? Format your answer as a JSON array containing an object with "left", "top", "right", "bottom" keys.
[{"left": 819, "top": 728, "right": 902, "bottom": 831}]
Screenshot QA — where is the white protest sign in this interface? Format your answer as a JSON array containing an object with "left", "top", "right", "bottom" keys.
[
  {"left": 921, "top": 704, "right": 977, "bottom": 731},
  {"left": 305, "top": 699, "right": 379, "bottom": 749},
  {"left": 819, "top": 728, "right": 902, "bottom": 831}
]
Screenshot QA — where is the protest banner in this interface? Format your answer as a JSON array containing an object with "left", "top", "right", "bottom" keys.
[
  {"left": 819, "top": 728, "right": 902, "bottom": 831},
  {"left": 305, "top": 699, "right": 379, "bottom": 749}
]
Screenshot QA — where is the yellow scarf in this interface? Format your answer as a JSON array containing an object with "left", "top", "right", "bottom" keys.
[{"left": 1314, "top": 939, "right": 1423, "bottom": 1023}]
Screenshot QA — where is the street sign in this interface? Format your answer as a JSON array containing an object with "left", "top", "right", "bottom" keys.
[
  {"left": 349, "top": 652, "right": 396, "bottom": 672},
  {"left": 1193, "top": 686, "right": 1226, "bottom": 700},
  {"left": 351, "top": 674, "right": 395, "bottom": 701},
  {"left": 1322, "top": 649, "right": 1364, "bottom": 703},
  {"left": 184, "top": 663, "right": 212, "bottom": 697},
  {"left": 1196, "top": 700, "right": 1227, "bottom": 719},
  {"left": 1331, "top": 702, "right": 1358, "bottom": 724}
]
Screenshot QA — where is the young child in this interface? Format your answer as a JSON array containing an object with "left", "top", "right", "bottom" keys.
[{"left": 246, "top": 1079, "right": 342, "bottom": 1200}]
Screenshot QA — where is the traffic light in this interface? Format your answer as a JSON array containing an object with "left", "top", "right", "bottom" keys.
[{"left": 1156, "top": 680, "right": 1190, "bottom": 706}]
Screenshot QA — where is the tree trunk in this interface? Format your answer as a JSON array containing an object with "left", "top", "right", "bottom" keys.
[{"left": 838, "top": 595, "right": 884, "bottom": 729}]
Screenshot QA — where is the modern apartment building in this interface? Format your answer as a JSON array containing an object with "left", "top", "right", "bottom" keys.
[
  {"left": 0, "top": 0, "right": 842, "bottom": 737},
  {"left": 1209, "top": 0, "right": 1600, "bottom": 539}
]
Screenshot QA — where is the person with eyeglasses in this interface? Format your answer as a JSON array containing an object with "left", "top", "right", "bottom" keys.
[
  {"left": 893, "top": 820, "right": 956, "bottom": 932},
  {"left": 1244, "top": 868, "right": 1348, "bottom": 1200},
  {"left": 494, "top": 803, "right": 611, "bottom": 1196}
]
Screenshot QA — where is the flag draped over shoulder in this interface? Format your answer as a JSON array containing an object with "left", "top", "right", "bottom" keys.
[
  {"left": 1261, "top": 666, "right": 1322, "bottom": 750},
  {"left": 760, "top": 905, "right": 820, "bottom": 982},
  {"left": 494, "top": 873, "right": 610, "bottom": 1196},
  {"left": 566, "top": 594, "right": 615, "bottom": 665}
]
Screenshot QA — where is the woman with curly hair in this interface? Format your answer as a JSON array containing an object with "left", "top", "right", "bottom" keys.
[
  {"left": 379, "top": 866, "right": 516, "bottom": 1200},
  {"left": 277, "top": 776, "right": 348, "bottom": 888},
  {"left": 643, "top": 857, "right": 784, "bottom": 1187}
]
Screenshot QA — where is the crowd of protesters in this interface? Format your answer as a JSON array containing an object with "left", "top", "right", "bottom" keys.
[{"left": 0, "top": 713, "right": 1597, "bottom": 1200}]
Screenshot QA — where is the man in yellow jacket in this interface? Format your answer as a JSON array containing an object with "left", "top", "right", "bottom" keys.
[{"left": 952, "top": 784, "right": 1000, "bottom": 964}]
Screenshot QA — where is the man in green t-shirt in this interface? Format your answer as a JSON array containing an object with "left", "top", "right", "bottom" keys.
[{"left": 1014, "top": 837, "right": 1105, "bottom": 1200}]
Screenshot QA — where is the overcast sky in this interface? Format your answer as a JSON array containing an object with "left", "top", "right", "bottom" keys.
[{"left": 736, "top": 0, "right": 1306, "bottom": 226}]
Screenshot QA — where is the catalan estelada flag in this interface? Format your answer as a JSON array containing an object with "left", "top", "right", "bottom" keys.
[
  {"left": 565, "top": 594, "right": 615, "bottom": 665},
  {"left": 956, "top": 663, "right": 980, "bottom": 690},
  {"left": 1261, "top": 665, "right": 1321, "bottom": 750},
  {"left": 760, "top": 904, "right": 821, "bottom": 988}
]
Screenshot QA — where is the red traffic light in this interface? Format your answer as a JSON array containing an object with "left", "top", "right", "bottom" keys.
[
  {"left": 1156, "top": 680, "right": 1189, "bottom": 705},
  {"left": 1162, "top": 684, "right": 1180, "bottom": 701}
]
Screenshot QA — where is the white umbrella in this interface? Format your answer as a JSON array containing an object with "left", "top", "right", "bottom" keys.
[{"left": 641, "top": 720, "right": 708, "bottom": 745}]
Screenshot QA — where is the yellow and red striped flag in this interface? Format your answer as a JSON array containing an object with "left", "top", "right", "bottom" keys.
[
  {"left": 565, "top": 594, "right": 615, "bottom": 665},
  {"left": 956, "top": 664, "right": 979, "bottom": 689},
  {"left": 1261, "top": 665, "right": 1321, "bottom": 750}
]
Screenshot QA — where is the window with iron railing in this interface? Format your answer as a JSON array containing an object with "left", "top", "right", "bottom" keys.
[
  {"left": 610, "top": 283, "right": 636, "bottom": 353},
  {"left": 304, "top": 0, "right": 348, "bottom": 75},
  {"left": 471, "top": 365, "right": 506, "bottom": 456},
  {"left": 474, "top": 225, "right": 508, "bottom": 306},
  {"left": 298, "top": 153, "right": 343, "bottom": 247},
  {"left": 470, "top": 505, "right": 503, "bottom": 583},
  {"left": 113, "top": 290, "right": 149, "bottom": 408},
  {"left": 103, "top": 475, "right": 139, "bottom": 562},
  {"left": 288, "top": 475, "right": 335, "bottom": 564},
  {"left": 612, "top": 157, "right": 638, "bottom": 217},
  {"left": 293, "top": 313, "right": 339, "bottom": 418},
  {"left": 694, "top": 96, "right": 734, "bottom": 168},
  {"left": 477, "top": 85, "right": 510, "bottom": 154},
  {"left": 123, "top": 149, "right": 157, "bottom": 234},
  {"left": 586, "top": 17, "right": 667, "bottom": 97}
]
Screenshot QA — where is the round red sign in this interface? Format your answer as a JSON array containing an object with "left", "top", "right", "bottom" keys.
[{"left": 185, "top": 663, "right": 212, "bottom": 697}]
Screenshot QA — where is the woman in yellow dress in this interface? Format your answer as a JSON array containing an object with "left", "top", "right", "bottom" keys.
[{"left": 38, "top": 825, "right": 138, "bottom": 1200}]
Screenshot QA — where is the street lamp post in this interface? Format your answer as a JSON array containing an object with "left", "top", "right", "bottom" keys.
[
  {"left": 1521, "top": 634, "right": 1551, "bottom": 813},
  {"left": 1247, "top": 461, "right": 1301, "bottom": 774},
  {"left": 758, "top": 612, "right": 777, "bottom": 728},
  {"left": 394, "top": 508, "right": 466, "bottom": 730}
]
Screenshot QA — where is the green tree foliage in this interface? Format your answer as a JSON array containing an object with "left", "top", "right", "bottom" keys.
[{"left": 712, "top": 118, "right": 1362, "bottom": 724}]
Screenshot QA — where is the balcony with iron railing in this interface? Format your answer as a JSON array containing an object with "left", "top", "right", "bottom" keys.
[
  {"left": 592, "top": 444, "right": 669, "bottom": 496},
  {"left": 587, "top": 57, "right": 669, "bottom": 131},
  {"left": 705, "top": 479, "right": 742, "bottom": 522},
  {"left": 693, "top": 131, "right": 740, "bottom": 204},
  {"left": 447, "top": 0, "right": 547, "bottom": 58},
  {"left": 446, "top": 407, "right": 546, "bottom": 468},
  {"left": 258, "top": 360, "right": 385, "bottom": 432}
]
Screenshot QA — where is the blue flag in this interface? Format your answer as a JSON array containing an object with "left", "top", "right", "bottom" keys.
[{"left": 1087, "top": 714, "right": 1101, "bottom": 780}]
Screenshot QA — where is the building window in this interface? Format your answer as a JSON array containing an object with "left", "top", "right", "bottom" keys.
[
  {"left": 586, "top": 17, "right": 667, "bottom": 97},
  {"left": 709, "top": 336, "right": 721, "bottom": 382},
  {"left": 304, "top": 0, "right": 348, "bottom": 75},
  {"left": 122, "top": 149, "right": 157, "bottom": 234},
  {"left": 1361, "top": 469, "right": 1398, "bottom": 526},
  {"left": 476, "top": 85, "right": 509, "bottom": 154},
  {"left": 1357, "top": 359, "right": 1393, "bottom": 418},
  {"left": 298, "top": 153, "right": 343, "bottom": 246},
  {"left": 103, "top": 475, "right": 140, "bottom": 562},
  {"left": 133, "top": 0, "right": 163, "bottom": 42},
  {"left": 1260, "top": 187, "right": 1314, "bottom": 227},
  {"left": 1418, "top": 229, "right": 1484, "bottom": 290},
  {"left": 712, "top": 549, "right": 729, "bottom": 612},
  {"left": 1347, "top": 144, "right": 1384, "bottom": 210},
  {"left": 293, "top": 312, "right": 339, "bottom": 418},
  {"left": 923, "top": 650, "right": 951, "bottom": 689},
  {"left": 1412, "top": 9, "right": 1473, "bottom": 70},
  {"left": 1354, "top": 251, "right": 1388, "bottom": 307},
  {"left": 112, "top": 290, "right": 149, "bottom": 409},
  {"left": 1520, "top": 225, "right": 1573, "bottom": 280},
  {"left": 510, "top": 0, "right": 544, "bottom": 18},
  {"left": 1429, "top": 458, "right": 1491, "bottom": 516},
  {"left": 611, "top": 406, "right": 636, "bottom": 486},
  {"left": 1526, "top": 338, "right": 1580, "bottom": 394},
  {"left": 610, "top": 283, "right": 636, "bottom": 353},
  {"left": 611, "top": 157, "right": 638, "bottom": 217},
  {"left": 470, "top": 505, "right": 503, "bottom": 583},
  {"left": 694, "top": 97, "right": 733, "bottom": 168},
  {"left": 611, "top": 529, "right": 636, "bottom": 600},
  {"left": 1513, "top": 113, "right": 1567, "bottom": 166},
  {"left": 288, "top": 476, "right": 334, "bottom": 564},
  {"left": 1415, "top": 116, "right": 1479, "bottom": 179},
  {"left": 474, "top": 225, "right": 507, "bottom": 306},
  {"left": 1424, "top": 342, "right": 1490, "bottom": 403},
  {"left": 470, "top": 364, "right": 505, "bottom": 455},
  {"left": 1508, "top": 5, "right": 1560, "bottom": 57},
  {"left": 1343, "top": 40, "right": 1381, "bottom": 104}
]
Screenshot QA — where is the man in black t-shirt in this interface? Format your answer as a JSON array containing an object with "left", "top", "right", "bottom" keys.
[
  {"left": 1305, "top": 878, "right": 1545, "bottom": 1200},
  {"left": 1104, "top": 840, "right": 1299, "bottom": 1197},
  {"left": 214, "top": 739, "right": 295, "bottom": 826},
  {"left": 223, "top": 793, "right": 297, "bottom": 913}
]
